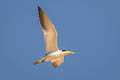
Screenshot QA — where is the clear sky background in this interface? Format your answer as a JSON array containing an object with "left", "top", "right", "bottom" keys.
[{"left": 0, "top": 0, "right": 120, "bottom": 80}]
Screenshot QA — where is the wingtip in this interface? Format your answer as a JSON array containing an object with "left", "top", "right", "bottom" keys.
[
  {"left": 37, "top": 6, "right": 42, "bottom": 12},
  {"left": 37, "top": 6, "right": 40, "bottom": 9}
]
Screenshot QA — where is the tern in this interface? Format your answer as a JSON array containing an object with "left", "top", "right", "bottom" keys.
[{"left": 33, "top": 6, "right": 75, "bottom": 68}]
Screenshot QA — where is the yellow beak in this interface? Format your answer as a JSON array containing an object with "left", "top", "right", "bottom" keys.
[{"left": 66, "top": 51, "right": 75, "bottom": 54}]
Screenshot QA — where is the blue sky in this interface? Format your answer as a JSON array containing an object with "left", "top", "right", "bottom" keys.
[{"left": 0, "top": 0, "right": 120, "bottom": 80}]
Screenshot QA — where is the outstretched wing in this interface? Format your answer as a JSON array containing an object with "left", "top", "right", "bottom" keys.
[
  {"left": 51, "top": 57, "right": 64, "bottom": 68},
  {"left": 38, "top": 6, "right": 58, "bottom": 54}
]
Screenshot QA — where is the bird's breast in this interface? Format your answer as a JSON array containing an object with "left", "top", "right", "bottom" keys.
[{"left": 48, "top": 51, "right": 62, "bottom": 57}]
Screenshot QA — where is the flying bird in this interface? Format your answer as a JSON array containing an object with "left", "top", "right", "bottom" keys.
[{"left": 33, "top": 6, "right": 75, "bottom": 68}]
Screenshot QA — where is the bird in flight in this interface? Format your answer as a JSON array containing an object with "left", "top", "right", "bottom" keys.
[{"left": 33, "top": 6, "right": 75, "bottom": 68}]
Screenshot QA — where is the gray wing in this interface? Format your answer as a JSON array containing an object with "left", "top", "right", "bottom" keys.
[{"left": 38, "top": 6, "right": 58, "bottom": 54}]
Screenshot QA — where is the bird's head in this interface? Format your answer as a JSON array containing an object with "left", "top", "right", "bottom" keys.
[{"left": 61, "top": 50, "right": 75, "bottom": 55}]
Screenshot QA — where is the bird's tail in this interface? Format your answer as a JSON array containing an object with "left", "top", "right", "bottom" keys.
[{"left": 33, "top": 57, "right": 46, "bottom": 65}]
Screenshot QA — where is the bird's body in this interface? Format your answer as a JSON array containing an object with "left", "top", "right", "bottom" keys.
[{"left": 33, "top": 6, "right": 74, "bottom": 68}]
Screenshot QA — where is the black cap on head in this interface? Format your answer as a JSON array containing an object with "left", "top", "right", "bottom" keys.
[{"left": 62, "top": 50, "right": 67, "bottom": 52}]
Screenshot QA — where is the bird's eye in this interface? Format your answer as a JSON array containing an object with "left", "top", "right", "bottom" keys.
[{"left": 62, "top": 50, "right": 67, "bottom": 52}]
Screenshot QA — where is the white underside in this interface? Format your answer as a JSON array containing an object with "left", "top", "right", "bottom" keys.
[{"left": 48, "top": 50, "right": 63, "bottom": 56}]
